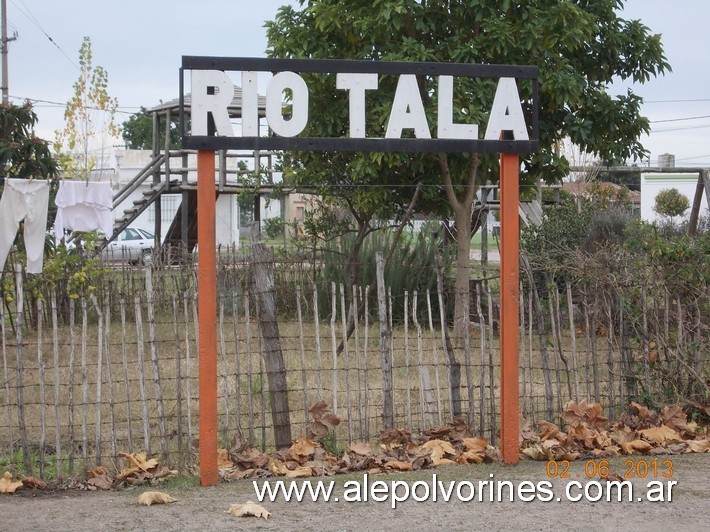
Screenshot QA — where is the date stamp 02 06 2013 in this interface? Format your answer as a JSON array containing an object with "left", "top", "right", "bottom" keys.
[{"left": 545, "top": 458, "right": 674, "bottom": 480}]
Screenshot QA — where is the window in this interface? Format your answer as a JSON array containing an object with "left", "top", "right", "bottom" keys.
[
  {"left": 122, "top": 228, "right": 142, "bottom": 241},
  {"left": 148, "top": 195, "right": 179, "bottom": 224}
]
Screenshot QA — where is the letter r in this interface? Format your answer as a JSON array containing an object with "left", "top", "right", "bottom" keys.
[{"left": 191, "top": 70, "right": 235, "bottom": 136}]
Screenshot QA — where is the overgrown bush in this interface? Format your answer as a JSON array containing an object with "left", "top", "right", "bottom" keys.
[
  {"left": 263, "top": 217, "right": 286, "bottom": 240},
  {"left": 316, "top": 226, "right": 454, "bottom": 323},
  {"left": 521, "top": 190, "right": 708, "bottom": 405}
]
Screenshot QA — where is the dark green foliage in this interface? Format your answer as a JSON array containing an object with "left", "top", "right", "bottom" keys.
[
  {"left": 266, "top": 1, "right": 671, "bottom": 333},
  {"left": 624, "top": 220, "right": 710, "bottom": 292},
  {"left": 653, "top": 188, "right": 690, "bottom": 222},
  {"left": 264, "top": 217, "right": 286, "bottom": 240},
  {"left": 121, "top": 106, "right": 181, "bottom": 150},
  {"left": 0, "top": 102, "right": 59, "bottom": 180},
  {"left": 266, "top": 0, "right": 670, "bottom": 189},
  {"left": 316, "top": 227, "right": 454, "bottom": 323},
  {"left": 521, "top": 198, "right": 592, "bottom": 267}
]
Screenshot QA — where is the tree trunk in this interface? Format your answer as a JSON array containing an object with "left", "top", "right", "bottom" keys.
[
  {"left": 452, "top": 200, "right": 473, "bottom": 344},
  {"left": 437, "top": 153, "right": 479, "bottom": 347},
  {"left": 250, "top": 242, "right": 292, "bottom": 449}
]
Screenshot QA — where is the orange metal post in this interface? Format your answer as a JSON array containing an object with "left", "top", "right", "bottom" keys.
[
  {"left": 197, "top": 149, "right": 218, "bottom": 485},
  {"left": 499, "top": 152, "right": 520, "bottom": 465}
]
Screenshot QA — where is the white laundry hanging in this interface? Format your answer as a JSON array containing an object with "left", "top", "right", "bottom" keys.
[
  {"left": 54, "top": 180, "right": 114, "bottom": 240},
  {"left": 0, "top": 178, "right": 51, "bottom": 274}
]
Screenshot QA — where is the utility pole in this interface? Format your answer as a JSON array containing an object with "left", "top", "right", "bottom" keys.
[{"left": 1, "top": 0, "right": 17, "bottom": 104}]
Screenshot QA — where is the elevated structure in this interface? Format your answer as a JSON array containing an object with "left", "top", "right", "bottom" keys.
[{"left": 106, "top": 86, "right": 279, "bottom": 257}]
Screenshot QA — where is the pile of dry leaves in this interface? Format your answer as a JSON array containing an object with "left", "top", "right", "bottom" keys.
[
  {"left": 1, "top": 400, "right": 707, "bottom": 493},
  {"left": 219, "top": 401, "right": 497, "bottom": 481},
  {"left": 521, "top": 400, "right": 710, "bottom": 461},
  {"left": 83, "top": 451, "right": 177, "bottom": 490},
  {"left": 218, "top": 400, "right": 709, "bottom": 481}
]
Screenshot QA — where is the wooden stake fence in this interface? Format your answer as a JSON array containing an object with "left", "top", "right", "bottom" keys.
[{"left": 0, "top": 260, "right": 706, "bottom": 476}]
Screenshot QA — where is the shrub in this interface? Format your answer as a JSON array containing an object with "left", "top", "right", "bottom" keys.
[
  {"left": 654, "top": 188, "right": 689, "bottom": 223},
  {"left": 263, "top": 217, "right": 286, "bottom": 240}
]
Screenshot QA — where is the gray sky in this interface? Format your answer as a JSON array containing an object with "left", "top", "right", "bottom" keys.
[{"left": 7, "top": 0, "right": 710, "bottom": 167}]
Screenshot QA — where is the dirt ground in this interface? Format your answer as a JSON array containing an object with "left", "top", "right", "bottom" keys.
[{"left": 1, "top": 453, "right": 708, "bottom": 531}]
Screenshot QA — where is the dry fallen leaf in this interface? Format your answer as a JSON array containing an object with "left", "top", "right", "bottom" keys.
[
  {"left": 629, "top": 402, "right": 654, "bottom": 423},
  {"left": 269, "top": 459, "right": 289, "bottom": 476},
  {"left": 226, "top": 501, "right": 271, "bottom": 520},
  {"left": 639, "top": 425, "right": 683, "bottom": 446},
  {"left": 86, "top": 474, "right": 114, "bottom": 490},
  {"left": 285, "top": 466, "right": 313, "bottom": 478},
  {"left": 0, "top": 471, "right": 23, "bottom": 494},
  {"left": 349, "top": 442, "right": 373, "bottom": 456},
  {"left": 116, "top": 452, "right": 161, "bottom": 482},
  {"left": 120, "top": 452, "right": 159, "bottom": 472},
  {"left": 22, "top": 476, "right": 48, "bottom": 490},
  {"left": 522, "top": 445, "right": 547, "bottom": 461},
  {"left": 621, "top": 439, "right": 652, "bottom": 455},
  {"left": 308, "top": 400, "right": 329, "bottom": 419},
  {"left": 288, "top": 438, "right": 318, "bottom": 463},
  {"left": 383, "top": 460, "right": 413, "bottom": 471},
  {"left": 456, "top": 450, "right": 486, "bottom": 464},
  {"left": 217, "top": 448, "right": 234, "bottom": 468},
  {"left": 137, "top": 491, "right": 177, "bottom": 506},
  {"left": 686, "top": 439, "right": 710, "bottom": 453},
  {"left": 462, "top": 437, "right": 488, "bottom": 452},
  {"left": 538, "top": 421, "right": 563, "bottom": 441},
  {"left": 422, "top": 439, "right": 457, "bottom": 466}
]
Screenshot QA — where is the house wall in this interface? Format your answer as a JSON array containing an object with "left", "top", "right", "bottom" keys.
[{"left": 640, "top": 173, "right": 708, "bottom": 223}]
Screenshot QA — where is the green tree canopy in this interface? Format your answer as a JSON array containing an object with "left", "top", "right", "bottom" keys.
[
  {"left": 122, "top": 106, "right": 181, "bottom": 150},
  {"left": 0, "top": 102, "right": 59, "bottom": 181},
  {"left": 266, "top": 0, "right": 670, "bottom": 341},
  {"left": 654, "top": 187, "right": 689, "bottom": 222}
]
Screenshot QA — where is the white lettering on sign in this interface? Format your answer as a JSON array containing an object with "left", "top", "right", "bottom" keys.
[
  {"left": 241, "top": 71, "right": 259, "bottom": 136},
  {"left": 484, "top": 78, "right": 529, "bottom": 141},
  {"left": 385, "top": 74, "right": 431, "bottom": 139},
  {"left": 336, "top": 73, "right": 379, "bottom": 138},
  {"left": 437, "top": 76, "right": 477, "bottom": 140},
  {"left": 191, "top": 70, "right": 528, "bottom": 141},
  {"left": 266, "top": 71, "right": 309, "bottom": 137},
  {"left": 191, "top": 70, "right": 234, "bottom": 136}
]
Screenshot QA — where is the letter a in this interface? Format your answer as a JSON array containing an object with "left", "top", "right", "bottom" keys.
[
  {"left": 385, "top": 75, "right": 431, "bottom": 139},
  {"left": 484, "top": 78, "right": 528, "bottom": 141}
]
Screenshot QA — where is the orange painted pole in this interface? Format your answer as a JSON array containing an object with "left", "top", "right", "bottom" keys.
[
  {"left": 197, "top": 149, "right": 218, "bottom": 485},
  {"left": 499, "top": 152, "right": 520, "bottom": 465}
]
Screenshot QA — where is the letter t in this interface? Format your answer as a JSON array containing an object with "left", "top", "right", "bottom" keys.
[{"left": 336, "top": 73, "right": 378, "bottom": 138}]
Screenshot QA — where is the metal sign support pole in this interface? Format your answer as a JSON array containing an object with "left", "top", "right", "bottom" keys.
[
  {"left": 197, "top": 149, "right": 218, "bottom": 485},
  {"left": 499, "top": 152, "right": 520, "bottom": 464}
]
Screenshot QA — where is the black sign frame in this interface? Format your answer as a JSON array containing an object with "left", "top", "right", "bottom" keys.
[{"left": 180, "top": 56, "right": 538, "bottom": 153}]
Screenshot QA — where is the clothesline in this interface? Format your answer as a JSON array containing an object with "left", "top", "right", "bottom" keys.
[{"left": 0, "top": 178, "right": 113, "bottom": 274}]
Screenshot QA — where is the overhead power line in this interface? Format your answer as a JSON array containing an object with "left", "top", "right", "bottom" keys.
[
  {"left": 10, "top": 0, "right": 78, "bottom": 70},
  {"left": 9, "top": 94, "right": 140, "bottom": 114},
  {"left": 644, "top": 98, "right": 710, "bottom": 104},
  {"left": 651, "top": 114, "right": 710, "bottom": 124},
  {"left": 651, "top": 124, "right": 710, "bottom": 133}
]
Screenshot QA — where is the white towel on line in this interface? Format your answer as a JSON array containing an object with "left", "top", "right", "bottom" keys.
[{"left": 54, "top": 180, "right": 113, "bottom": 239}]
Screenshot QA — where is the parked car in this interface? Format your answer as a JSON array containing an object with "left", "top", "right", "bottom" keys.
[{"left": 102, "top": 227, "right": 155, "bottom": 265}]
